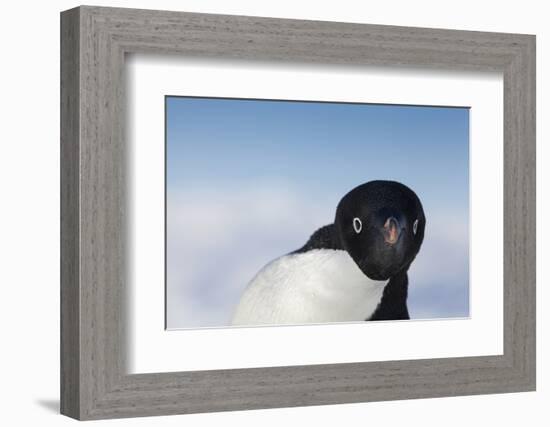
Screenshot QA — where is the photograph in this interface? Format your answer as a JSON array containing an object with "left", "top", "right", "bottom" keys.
[{"left": 165, "top": 96, "right": 470, "bottom": 329}]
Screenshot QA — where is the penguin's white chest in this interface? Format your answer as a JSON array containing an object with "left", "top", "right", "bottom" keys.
[{"left": 231, "top": 249, "right": 388, "bottom": 326}]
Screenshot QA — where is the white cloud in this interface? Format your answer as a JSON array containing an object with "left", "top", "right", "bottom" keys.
[
  {"left": 166, "top": 184, "right": 333, "bottom": 328},
  {"left": 166, "top": 185, "right": 470, "bottom": 328},
  {"left": 406, "top": 212, "right": 469, "bottom": 318},
  {"left": 409, "top": 213, "right": 469, "bottom": 286}
]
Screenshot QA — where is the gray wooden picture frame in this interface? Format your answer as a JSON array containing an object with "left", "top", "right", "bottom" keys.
[{"left": 60, "top": 5, "right": 536, "bottom": 421}]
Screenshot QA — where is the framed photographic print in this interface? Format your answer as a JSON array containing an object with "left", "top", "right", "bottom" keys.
[{"left": 60, "top": 5, "right": 536, "bottom": 420}]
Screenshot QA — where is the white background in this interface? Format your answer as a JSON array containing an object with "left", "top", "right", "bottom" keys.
[{"left": 0, "top": 0, "right": 546, "bottom": 426}]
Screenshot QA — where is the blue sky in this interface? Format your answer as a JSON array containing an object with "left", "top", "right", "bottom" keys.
[{"left": 166, "top": 96, "right": 470, "bottom": 328}]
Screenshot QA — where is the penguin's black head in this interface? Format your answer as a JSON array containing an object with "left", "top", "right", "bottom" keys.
[{"left": 335, "top": 180, "right": 426, "bottom": 281}]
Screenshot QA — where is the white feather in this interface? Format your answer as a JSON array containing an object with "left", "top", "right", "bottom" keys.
[{"left": 231, "top": 249, "right": 387, "bottom": 326}]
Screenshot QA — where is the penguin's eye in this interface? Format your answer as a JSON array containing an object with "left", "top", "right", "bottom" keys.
[
  {"left": 353, "top": 217, "right": 362, "bottom": 234},
  {"left": 413, "top": 219, "right": 419, "bottom": 235}
]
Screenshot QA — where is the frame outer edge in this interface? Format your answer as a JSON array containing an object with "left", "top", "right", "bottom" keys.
[
  {"left": 527, "top": 35, "right": 536, "bottom": 390},
  {"left": 502, "top": 34, "right": 536, "bottom": 391},
  {"left": 60, "top": 6, "right": 82, "bottom": 420},
  {"left": 520, "top": 34, "right": 536, "bottom": 389}
]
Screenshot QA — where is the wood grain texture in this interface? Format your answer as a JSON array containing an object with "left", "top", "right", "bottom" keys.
[
  {"left": 60, "top": 7, "right": 80, "bottom": 419},
  {"left": 60, "top": 5, "right": 536, "bottom": 420}
]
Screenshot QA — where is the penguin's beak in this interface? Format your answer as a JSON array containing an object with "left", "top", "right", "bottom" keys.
[{"left": 383, "top": 216, "right": 402, "bottom": 245}]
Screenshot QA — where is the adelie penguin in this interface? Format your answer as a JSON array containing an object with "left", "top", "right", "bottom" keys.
[{"left": 231, "top": 180, "right": 426, "bottom": 326}]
